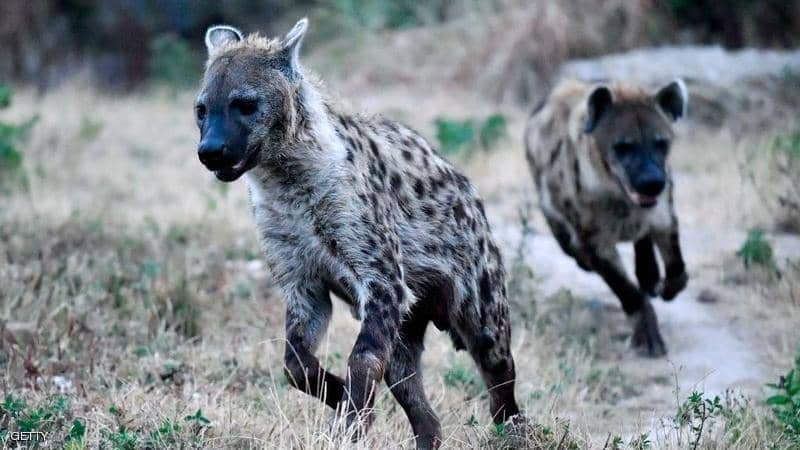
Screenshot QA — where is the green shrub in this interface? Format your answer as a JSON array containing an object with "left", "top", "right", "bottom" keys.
[
  {"left": 148, "top": 34, "right": 198, "bottom": 89},
  {"left": 0, "top": 85, "right": 11, "bottom": 108},
  {"left": 766, "top": 349, "right": 800, "bottom": 445},
  {"left": 435, "top": 118, "right": 475, "bottom": 155},
  {"left": 313, "top": 0, "right": 456, "bottom": 38},
  {"left": 478, "top": 114, "right": 508, "bottom": 151},
  {"left": 0, "top": 85, "right": 36, "bottom": 193},
  {"left": 434, "top": 114, "right": 508, "bottom": 157},
  {"left": 737, "top": 228, "right": 775, "bottom": 270}
]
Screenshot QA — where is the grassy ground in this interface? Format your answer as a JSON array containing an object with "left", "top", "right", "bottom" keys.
[{"left": 2, "top": 30, "right": 800, "bottom": 450}]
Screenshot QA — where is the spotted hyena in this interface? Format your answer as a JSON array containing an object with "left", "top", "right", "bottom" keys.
[
  {"left": 524, "top": 79, "right": 689, "bottom": 357},
  {"left": 194, "top": 19, "right": 520, "bottom": 448}
]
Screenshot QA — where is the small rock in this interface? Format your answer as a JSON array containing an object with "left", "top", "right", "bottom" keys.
[
  {"left": 697, "top": 288, "right": 720, "bottom": 304},
  {"left": 246, "top": 259, "right": 265, "bottom": 276},
  {"left": 52, "top": 375, "right": 74, "bottom": 393}
]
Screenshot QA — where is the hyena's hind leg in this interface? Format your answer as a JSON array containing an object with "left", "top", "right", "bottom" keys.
[
  {"left": 384, "top": 303, "right": 441, "bottom": 450},
  {"left": 634, "top": 236, "right": 660, "bottom": 296},
  {"left": 455, "top": 295, "right": 520, "bottom": 423}
]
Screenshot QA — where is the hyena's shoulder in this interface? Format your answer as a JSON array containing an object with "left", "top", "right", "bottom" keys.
[
  {"left": 332, "top": 109, "right": 453, "bottom": 187},
  {"left": 524, "top": 80, "right": 592, "bottom": 184}
]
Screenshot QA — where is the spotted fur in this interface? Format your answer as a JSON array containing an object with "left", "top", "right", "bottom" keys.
[
  {"left": 525, "top": 79, "right": 689, "bottom": 357},
  {"left": 196, "top": 19, "right": 520, "bottom": 448}
]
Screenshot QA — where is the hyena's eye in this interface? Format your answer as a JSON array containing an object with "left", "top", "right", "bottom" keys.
[
  {"left": 654, "top": 138, "right": 670, "bottom": 153},
  {"left": 612, "top": 142, "right": 636, "bottom": 155},
  {"left": 195, "top": 104, "right": 207, "bottom": 122},
  {"left": 231, "top": 98, "right": 259, "bottom": 116}
]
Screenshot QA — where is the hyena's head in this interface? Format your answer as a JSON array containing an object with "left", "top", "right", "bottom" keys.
[
  {"left": 583, "top": 80, "right": 687, "bottom": 208},
  {"left": 194, "top": 19, "right": 308, "bottom": 182}
]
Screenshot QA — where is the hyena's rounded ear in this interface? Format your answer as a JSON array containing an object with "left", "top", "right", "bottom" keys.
[
  {"left": 278, "top": 18, "right": 309, "bottom": 80},
  {"left": 655, "top": 78, "right": 688, "bottom": 121},
  {"left": 205, "top": 25, "right": 243, "bottom": 54},
  {"left": 584, "top": 86, "right": 613, "bottom": 133}
]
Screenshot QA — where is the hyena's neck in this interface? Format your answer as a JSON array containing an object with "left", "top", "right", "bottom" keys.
[{"left": 247, "top": 79, "right": 349, "bottom": 205}]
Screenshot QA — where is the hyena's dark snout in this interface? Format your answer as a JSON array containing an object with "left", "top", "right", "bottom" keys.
[
  {"left": 198, "top": 135, "right": 227, "bottom": 169},
  {"left": 632, "top": 172, "right": 665, "bottom": 197},
  {"left": 630, "top": 160, "right": 666, "bottom": 198}
]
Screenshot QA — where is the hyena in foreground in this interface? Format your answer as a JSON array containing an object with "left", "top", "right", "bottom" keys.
[
  {"left": 194, "top": 19, "right": 521, "bottom": 448},
  {"left": 525, "top": 79, "right": 689, "bottom": 357}
]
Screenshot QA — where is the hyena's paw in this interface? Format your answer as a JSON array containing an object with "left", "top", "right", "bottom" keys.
[
  {"left": 494, "top": 414, "right": 532, "bottom": 449},
  {"left": 659, "top": 271, "right": 688, "bottom": 301},
  {"left": 574, "top": 251, "right": 593, "bottom": 272},
  {"left": 630, "top": 301, "right": 667, "bottom": 358},
  {"left": 639, "top": 277, "right": 660, "bottom": 297}
]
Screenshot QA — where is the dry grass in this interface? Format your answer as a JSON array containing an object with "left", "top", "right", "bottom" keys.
[{"left": 1, "top": 24, "right": 800, "bottom": 449}]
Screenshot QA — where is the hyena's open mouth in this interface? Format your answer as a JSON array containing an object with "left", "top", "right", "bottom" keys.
[
  {"left": 615, "top": 175, "right": 659, "bottom": 208},
  {"left": 211, "top": 149, "right": 259, "bottom": 182}
]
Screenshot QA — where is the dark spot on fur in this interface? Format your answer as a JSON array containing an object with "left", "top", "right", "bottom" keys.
[
  {"left": 369, "top": 138, "right": 380, "bottom": 157},
  {"left": 479, "top": 269, "right": 493, "bottom": 304},
  {"left": 455, "top": 173, "right": 470, "bottom": 191},
  {"left": 413, "top": 179, "right": 425, "bottom": 199},
  {"left": 390, "top": 172, "right": 402, "bottom": 191},
  {"left": 453, "top": 200, "right": 467, "bottom": 224},
  {"left": 548, "top": 140, "right": 562, "bottom": 167},
  {"left": 377, "top": 159, "right": 386, "bottom": 177},
  {"left": 402, "top": 149, "right": 413, "bottom": 161},
  {"left": 475, "top": 199, "right": 486, "bottom": 218}
]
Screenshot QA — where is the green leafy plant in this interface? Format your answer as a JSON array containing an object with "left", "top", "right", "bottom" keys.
[
  {"left": 478, "top": 114, "right": 508, "bottom": 151},
  {"left": 442, "top": 361, "right": 482, "bottom": 397},
  {"left": 434, "top": 114, "right": 508, "bottom": 157},
  {"left": 147, "top": 419, "right": 181, "bottom": 447},
  {"left": 434, "top": 118, "right": 474, "bottom": 155},
  {"left": 66, "top": 419, "right": 86, "bottom": 443},
  {"left": 0, "top": 85, "right": 11, "bottom": 108},
  {"left": 184, "top": 409, "right": 211, "bottom": 426},
  {"left": 148, "top": 34, "right": 198, "bottom": 89},
  {"left": 737, "top": 228, "right": 777, "bottom": 273},
  {"left": 675, "top": 391, "right": 724, "bottom": 449},
  {"left": 1, "top": 393, "right": 25, "bottom": 418},
  {"left": 104, "top": 426, "right": 139, "bottom": 450},
  {"left": 0, "top": 85, "right": 37, "bottom": 193},
  {"left": 766, "top": 349, "right": 800, "bottom": 444}
]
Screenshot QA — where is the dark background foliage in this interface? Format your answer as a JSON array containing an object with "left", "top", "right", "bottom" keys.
[{"left": 1, "top": 0, "right": 798, "bottom": 90}]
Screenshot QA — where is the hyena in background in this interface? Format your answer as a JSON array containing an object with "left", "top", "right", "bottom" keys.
[
  {"left": 195, "top": 19, "right": 521, "bottom": 448},
  {"left": 525, "top": 79, "right": 689, "bottom": 357}
]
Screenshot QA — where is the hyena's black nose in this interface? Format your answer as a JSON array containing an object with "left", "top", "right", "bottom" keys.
[
  {"left": 635, "top": 176, "right": 666, "bottom": 197},
  {"left": 198, "top": 138, "right": 225, "bottom": 167}
]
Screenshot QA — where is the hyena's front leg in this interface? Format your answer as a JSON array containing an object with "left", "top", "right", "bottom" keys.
[
  {"left": 587, "top": 245, "right": 667, "bottom": 357},
  {"left": 543, "top": 211, "right": 592, "bottom": 271},
  {"left": 283, "top": 282, "right": 345, "bottom": 409},
  {"left": 652, "top": 226, "right": 688, "bottom": 301},
  {"left": 634, "top": 236, "right": 660, "bottom": 296},
  {"left": 342, "top": 280, "right": 402, "bottom": 437}
]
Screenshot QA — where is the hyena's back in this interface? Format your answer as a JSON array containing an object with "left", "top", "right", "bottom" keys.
[{"left": 335, "top": 115, "right": 510, "bottom": 350}]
